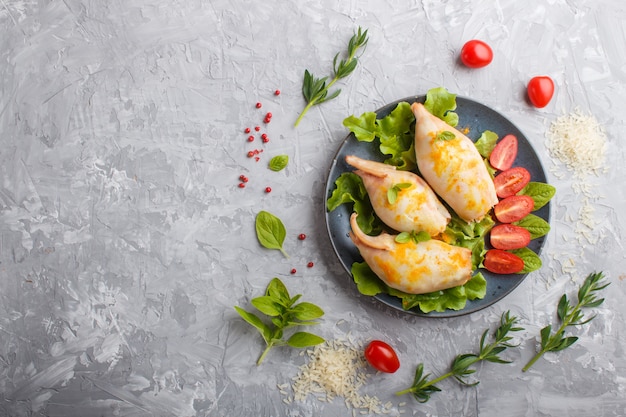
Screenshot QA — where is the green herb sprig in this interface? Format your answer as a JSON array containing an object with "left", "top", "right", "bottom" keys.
[
  {"left": 396, "top": 311, "right": 523, "bottom": 403},
  {"left": 523, "top": 271, "right": 609, "bottom": 371},
  {"left": 387, "top": 182, "right": 412, "bottom": 204},
  {"left": 294, "top": 27, "right": 369, "bottom": 127},
  {"left": 235, "top": 278, "right": 325, "bottom": 365},
  {"left": 395, "top": 230, "right": 431, "bottom": 244}
]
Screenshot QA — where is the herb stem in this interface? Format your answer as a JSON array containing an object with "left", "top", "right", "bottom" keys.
[{"left": 295, "top": 27, "right": 368, "bottom": 127}]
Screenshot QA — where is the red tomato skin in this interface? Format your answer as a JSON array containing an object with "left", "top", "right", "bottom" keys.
[
  {"left": 494, "top": 195, "right": 535, "bottom": 223},
  {"left": 490, "top": 224, "right": 531, "bottom": 250},
  {"left": 527, "top": 76, "right": 555, "bottom": 108},
  {"left": 364, "top": 340, "right": 400, "bottom": 373},
  {"left": 483, "top": 249, "right": 525, "bottom": 274},
  {"left": 494, "top": 167, "right": 531, "bottom": 198},
  {"left": 460, "top": 40, "right": 493, "bottom": 68},
  {"left": 489, "top": 134, "right": 518, "bottom": 171}
]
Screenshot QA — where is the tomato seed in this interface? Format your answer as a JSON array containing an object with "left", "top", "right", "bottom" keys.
[
  {"left": 307, "top": 262, "right": 314, "bottom": 268},
  {"left": 255, "top": 102, "right": 262, "bottom": 109},
  {"left": 298, "top": 233, "right": 306, "bottom": 240},
  {"left": 265, "top": 187, "right": 272, "bottom": 193}
]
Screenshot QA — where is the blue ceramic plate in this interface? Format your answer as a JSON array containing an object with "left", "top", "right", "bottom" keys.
[{"left": 324, "top": 95, "right": 550, "bottom": 317}]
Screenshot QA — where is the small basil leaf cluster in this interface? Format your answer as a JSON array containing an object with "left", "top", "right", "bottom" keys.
[{"left": 235, "top": 278, "right": 325, "bottom": 365}]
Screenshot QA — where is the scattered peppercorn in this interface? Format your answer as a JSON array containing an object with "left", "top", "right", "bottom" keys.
[
  {"left": 255, "top": 102, "right": 262, "bottom": 109},
  {"left": 265, "top": 186, "right": 272, "bottom": 193},
  {"left": 244, "top": 127, "right": 251, "bottom": 134},
  {"left": 298, "top": 233, "right": 306, "bottom": 240},
  {"left": 274, "top": 89, "right": 281, "bottom": 96},
  {"left": 238, "top": 183, "right": 245, "bottom": 188},
  {"left": 307, "top": 262, "right": 314, "bottom": 268},
  {"left": 254, "top": 126, "right": 261, "bottom": 131},
  {"left": 239, "top": 175, "right": 249, "bottom": 182},
  {"left": 290, "top": 268, "right": 297, "bottom": 274},
  {"left": 247, "top": 135, "right": 255, "bottom": 142}
]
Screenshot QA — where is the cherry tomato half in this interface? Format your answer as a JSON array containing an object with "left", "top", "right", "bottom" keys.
[
  {"left": 483, "top": 249, "right": 525, "bottom": 274},
  {"left": 494, "top": 166, "right": 531, "bottom": 198},
  {"left": 364, "top": 340, "right": 400, "bottom": 373},
  {"left": 494, "top": 195, "right": 535, "bottom": 223},
  {"left": 490, "top": 224, "right": 531, "bottom": 250},
  {"left": 527, "top": 76, "right": 555, "bottom": 108},
  {"left": 489, "top": 134, "right": 518, "bottom": 171},
  {"left": 460, "top": 40, "right": 493, "bottom": 68}
]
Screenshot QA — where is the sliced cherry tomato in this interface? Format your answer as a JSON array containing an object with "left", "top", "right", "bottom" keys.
[
  {"left": 460, "top": 40, "right": 493, "bottom": 68},
  {"left": 489, "top": 134, "right": 518, "bottom": 171},
  {"left": 483, "top": 249, "right": 525, "bottom": 274},
  {"left": 494, "top": 195, "right": 534, "bottom": 223},
  {"left": 364, "top": 340, "right": 400, "bottom": 373},
  {"left": 527, "top": 76, "right": 554, "bottom": 108},
  {"left": 490, "top": 224, "right": 531, "bottom": 250},
  {"left": 493, "top": 167, "right": 531, "bottom": 198}
]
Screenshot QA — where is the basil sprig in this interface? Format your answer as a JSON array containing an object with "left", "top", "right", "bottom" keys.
[{"left": 235, "top": 278, "right": 325, "bottom": 365}]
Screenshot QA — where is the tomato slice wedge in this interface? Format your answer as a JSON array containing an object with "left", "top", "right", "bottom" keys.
[
  {"left": 493, "top": 167, "right": 531, "bottom": 198},
  {"left": 490, "top": 224, "right": 531, "bottom": 250},
  {"left": 483, "top": 249, "right": 525, "bottom": 274},
  {"left": 489, "top": 134, "right": 518, "bottom": 171},
  {"left": 494, "top": 195, "right": 534, "bottom": 223}
]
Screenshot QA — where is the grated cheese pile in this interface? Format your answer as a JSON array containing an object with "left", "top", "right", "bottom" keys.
[
  {"left": 544, "top": 110, "right": 608, "bottom": 278},
  {"left": 279, "top": 339, "right": 396, "bottom": 415},
  {"left": 546, "top": 109, "right": 607, "bottom": 178}
]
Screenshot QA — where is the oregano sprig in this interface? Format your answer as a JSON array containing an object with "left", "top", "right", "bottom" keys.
[
  {"left": 294, "top": 27, "right": 369, "bottom": 127},
  {"left": 234, "top": 278, "right": 325, "bottom": 365},
  {"left": 523, "top": 271, "right": 609, "bottom": 371},
  {"left": 396, "top": 311, "right": 523, "bottom": 403}
]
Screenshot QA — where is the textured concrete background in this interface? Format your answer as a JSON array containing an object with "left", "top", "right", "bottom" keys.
[{"left": 1, "top": 0, "right": 625, "bottom": 416}]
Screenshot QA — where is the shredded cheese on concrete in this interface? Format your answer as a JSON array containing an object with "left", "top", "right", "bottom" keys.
[
  {"left": 281, "top": 339, "right": 394, "bottom": 414},
  {"left": 544, "top": 110, "right": 608, "bottom": 282},
  {"left": 546, "top": 109, "right": 607, "bottom": 178}
]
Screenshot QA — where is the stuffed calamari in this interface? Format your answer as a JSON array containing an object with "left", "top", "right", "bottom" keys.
[
  {"left": 412, "top": 102, "right": 498, "bottom": 223},
  {"left": 349, "top": 213, "right": 473, "bottom": 295},
  {"left": 345, "top": 155, "right": 450, "bottom": 236}
]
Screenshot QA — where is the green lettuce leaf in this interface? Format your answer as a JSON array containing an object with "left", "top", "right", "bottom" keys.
[
  {"left": 423, "top": 86, "right": 459, "bottom": 127},
  {"left": 326, "top": 172, "right": 382, "bottom": 235}
]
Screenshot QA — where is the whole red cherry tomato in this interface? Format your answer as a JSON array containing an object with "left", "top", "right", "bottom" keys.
[
  {"left": 527, "top": 76, "right": 554, "bottom": 108},
  {"left": 460, "top": 40, "right": 493, "bottom": 68},
  {"left": 364, "top": 340, "right": 400, "bottom": 373}
]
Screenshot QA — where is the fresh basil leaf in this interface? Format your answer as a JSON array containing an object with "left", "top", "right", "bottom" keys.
[
  {"left": 266, "top": 277, "right": 290, "bottom": 305},
  {"left": 387, "top": 182, "right": 412, "bottom": 204},
  {"left": 512, "top": 247, "right": 542, "bottom": 273},
  {"left": 269, "top": 155, "right": 289, "bottom": 172},
  {"left": 514, "top": 214, "right": 551, "bottom": 239},
  {"left": 519, "top": 182, "right": 556, "bottom": 210},
  {"left": 286, "top": 332, "right": 325, "bottom": 348},
  {"left": 251, "top": 296, "right": 283, "bottom": 317},
  {"left": 290, "top": 302, "right": 324, "bottom": 321},
  {"left": 395, "top": 232, "right": 411, "bottom": 243},
  {"left": 255, "top": 211, "right": 288, "bottom": 257},
  {"left": 234, "top": 306, "right": 271, "bottom": 343}
]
